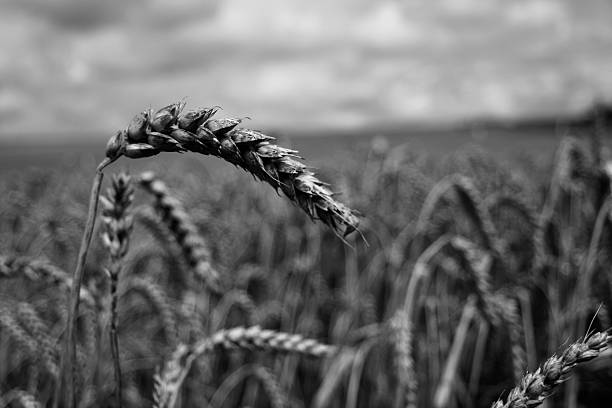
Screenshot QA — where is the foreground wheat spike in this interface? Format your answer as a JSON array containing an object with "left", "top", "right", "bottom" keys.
[
  {"left": 137, "top": 172, "right": 220, "bottom": 292},
  {"left": 153, "top": 326, "right": 336, "bottom": 408},
  {"left": 106, "top": 102, "right": 360, "bottom": 238},
  {"left": 490, "top": 331, "right": 611, "bottom": 408},
  {"left": 100, "top": 172, "right": 134, "bottom": 408}
]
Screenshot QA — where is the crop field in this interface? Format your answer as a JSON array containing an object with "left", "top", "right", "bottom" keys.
[{"left": 1, "top": 103, "right": 611, "bottom": 408}]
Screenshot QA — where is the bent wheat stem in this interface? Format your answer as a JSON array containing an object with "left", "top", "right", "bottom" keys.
[{"left": 58, "top": 157, "right": 115, "bottom": 408}]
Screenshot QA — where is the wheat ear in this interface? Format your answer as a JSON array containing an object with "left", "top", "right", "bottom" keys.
[
  {"left": 0, "top": 302, "right": 56, "bottom": 378},
  {"left": 534, "top": 137, "right": 588, "bottom": 267},
  {"left": 390, "top": 309, "right": 417, "bottom": 408},
  {"left": 153, "top": 326, "right": 336, "bottom": 408},
  {"left": 412, "top": 175, "right": 499, "bottom": 257},
  {"left": 491, "top": 331, "right": 611, "bottom": 408},
  {"left": 137, "top": 172, "right": 220, "bottom": 292},
  {"left": 100, "top": 172, "right": 134, "bottom": 408},
  {"left": 105, "top": 102, "right": 360, "bottom": 238},
  {"left": 14, "top": 302, "right": 60, "bottom": 381}
]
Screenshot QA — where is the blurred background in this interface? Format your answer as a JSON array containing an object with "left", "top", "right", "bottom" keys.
[
  {"left": 1, "top": 0, "right": 612, "bottom": 165},
  {"left": 3, "top": 2, "right": 612, "bottom": 407}
]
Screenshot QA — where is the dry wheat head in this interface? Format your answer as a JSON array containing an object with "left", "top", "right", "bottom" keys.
[
  {"left": 105, "top": 102, "right": 360, "bottom": 238},
  {"left": 491, "top": 331, "right": 611, "bottom": 408}
]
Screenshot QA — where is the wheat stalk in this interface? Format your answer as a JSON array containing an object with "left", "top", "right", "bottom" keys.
[
  {"left": 491, "top": 331, "right": 611, "bottom": 408},
  {"left": 394, "top": 234, "right": 502, "bottom": 408},
  {"left": 153, "top": 326, "right": 336, "bottom": 408},
  {"left": 137, "top": 172, "right": 220, "bottom": 293},
  {"left": 106, "top": 102, "right": 360, "bottom": 238},
  {"left": 433, "top": 296, "right": 478, "bottom": 408},
  {"left": 100, "top": 172, "right": 134, "bottom": 408},
  {"left": 58, "top": 158, "right": 114, "bottom": 408}
]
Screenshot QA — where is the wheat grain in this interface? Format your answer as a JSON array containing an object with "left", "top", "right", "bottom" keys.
[
  {"left": 490, "top": 331, "right": 611, "bottom": 408},
  {"left": 105, "top": 102, "right": 360, "bottom": 238}
]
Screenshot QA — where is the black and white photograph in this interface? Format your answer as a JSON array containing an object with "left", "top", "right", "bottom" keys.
[{"left": 1, "top": 1, "right": 612, "bottom": 407}]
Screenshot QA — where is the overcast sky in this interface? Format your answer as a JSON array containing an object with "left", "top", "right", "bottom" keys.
[{"left": 1, "top": 0, "right": 612, "bottom": 140}]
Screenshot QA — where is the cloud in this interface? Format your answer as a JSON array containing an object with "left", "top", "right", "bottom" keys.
[{"left": 1, "top": 0, "right": 611, "bottom": 139}]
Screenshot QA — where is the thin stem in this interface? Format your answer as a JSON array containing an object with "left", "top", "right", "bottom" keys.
[
  {"left": 109, "top": 264, "right": 123, "bottom": 408},
  {"left": 56, "top": 157, "right": 113, "bottom": 408},
  {"left": 434, "top": 297, "right": 477, "bottom": 408}
]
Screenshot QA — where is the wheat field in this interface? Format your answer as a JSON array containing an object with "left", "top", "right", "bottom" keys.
[{"left": 1, "top": 103, "right": 611, "bottom": 408}]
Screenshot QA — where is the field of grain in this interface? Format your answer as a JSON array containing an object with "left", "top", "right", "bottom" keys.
[{"left": 1, "top": 104, "right": 611, "bottom": 408}]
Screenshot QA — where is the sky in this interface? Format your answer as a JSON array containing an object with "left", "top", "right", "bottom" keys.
[{"left": 1, "top": 0, "right": 612, "bottom": 140}]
